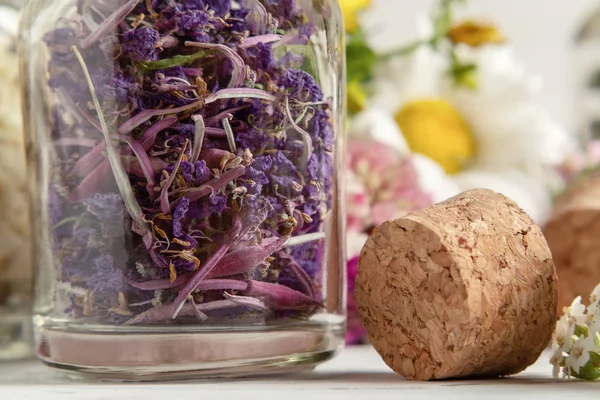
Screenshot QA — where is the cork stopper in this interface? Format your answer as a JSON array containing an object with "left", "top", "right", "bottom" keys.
[
  {"left": 356, "top": 189, "right": 557, "bottom": 380},
  {"left": 544, "top": 172, "right": 600, "bottom": 312}
]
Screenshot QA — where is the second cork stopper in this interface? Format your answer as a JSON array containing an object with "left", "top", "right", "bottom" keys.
[{"left": 356, "top": 189, "right": 557, "bottom": 380}]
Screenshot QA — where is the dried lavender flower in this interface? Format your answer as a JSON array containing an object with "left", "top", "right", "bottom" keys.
[{"left": 44, "top": 0, "right": 335, "bottom": 326}]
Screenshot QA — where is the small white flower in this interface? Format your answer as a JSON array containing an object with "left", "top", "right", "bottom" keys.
[
  {"left": 553, "top": 284, "right": 600, "bottom": 380},
  {"left": 586, "top": 305, "right": 600, "bottom": 333},
  {"left": 550, "top": 343, "right": 566, "bottom": 378},
  {"left": 590, "top": 284, "right": 600, "bottom": 308},
  {"left": 554, "top": 313, "right": 577, "bottom": 352},
  {"left": 571, "top": 296, "right": 587, "bottom": 317},
  {"left": 569, "top": 296, "right": 588, "bottom": 326},
  {"left": 565, "top": 336, "right": 591, "bottom": 376}
]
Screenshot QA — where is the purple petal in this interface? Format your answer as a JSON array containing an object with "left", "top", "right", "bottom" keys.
[
  {"left": 204, "top": 127, "right": 226, "bottom": 137},
  {"left": 239, "top": 34, "right": 282, "bottom": 49},
  {"left": 208, "top": 236, "right": 288, "bottom": 278},
  {"left": 119, "top": 101, "right": 202, "bottom": 135},
  {"left": 178, "top": 166, "right": 245, "bottom": 203},
  {"left": 72, "top": 142, "right": 105, "bottom": 178},
  {"left": 170, "top": 242, "right": 232, "bottom": 318},
  {"left": 184, "top": 41, "right": 246, "bottom": 88},
  {"left": 190, "top": 115, "right": 205, "bottom": 163},
  {"left": 197, "top": 279, "right": 248, "bottom": 291},
  {"left": 140, "top": 116, "right": 178, "bottom": 151},
  {"left": 223, "top": 292, "right": 269, "bottom": 311},
  {"left": 287, "top": 261, "right": 316, "bottom": 299},
  {"left": 158, "top": 35, "right": 179, "bottom": 49},
  {"left": 205, "top": 88, "right": 276, "bottom": 104},
  {"left": 204, "top": 106, "right": 249, "bottom": 127},
  {"left": 69, "top": 160, "right": 111, "bottom": 201},
  {"left": 81, "top": 0, "right": 140, "bottom": 49},
  {"left": 198, "top": 148, "right": 232, "bottom": 168},
  {"left": 127, "top": 274, "right": 190, "bottom": 291},
  {"left": 127, "top": 298, "right": 267, "bottom": 325},
  {"left": 159, "top": 141, "right": 188, "bottom": 214},
  {"left": 123, "top": 155, "right": 168, "bottom": 178},
  {"left": 127, "top": 276, "right": 248, "bottom": 292},
  {"left": 118, "top": 135, "right": 156, "bottom": 190},
  {"left": 244, "top": 281, "right": 321, "bottom": 310},
  {"left": 125, "top": 305, "right": 174, "bottom": 325}
]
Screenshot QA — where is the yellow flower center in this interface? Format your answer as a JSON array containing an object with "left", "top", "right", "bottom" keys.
[
  {"left": 448, "top": 21, "right": 506, "bottom": 48},
  {"left": 396, "top": 99, "right": 476, "bottom": 174},
  {"left": 339, "top": 0, "right": 371, "bottom": 34}
]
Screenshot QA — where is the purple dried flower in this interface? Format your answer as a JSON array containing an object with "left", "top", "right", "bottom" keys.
[
  {"left": 206, "top": 0, "right": 231, "bottom": 17},
  {"left": 83, "top": 193, "right": 124, "bottom": 218},
  {"left": 45, "top": 0, "right": 336, "bottom": 327},
  {"left": 178, "top": 10, "right": 210, "bottom": 34},
  {"left": 272, "top": 0, "right": 296, "bottom": 19},
  {"left": 281, "top": 69, "right": 323, "bottom": 101},
  {"left": 89, "top": 254, "right": 124, "bottom": 292},
  {"left": 181, "top": 0, "right": 206, "bottom": 11},
  {"left": 122, "top": 27, "right": 160, "bottom": 62},
  {"left": 194, "top": 160, "right": 211, "bottom": 183},
  {"left": 173, "top": 197, "right": 190, "bottom": 238}
]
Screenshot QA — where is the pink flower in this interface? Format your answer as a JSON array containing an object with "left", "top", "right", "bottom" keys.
[
  {"left": 346, "top": 256, "right": 367, "bottom": 345},
  {"left": 347, "top": 139, "right": 432, "bottom": 227},
  {"left": 344, "top": 138, "right": 433, "bottom": 346},
  {"left": 346, "top": 171, "right": 371, "bottom": 233},
  {"left": 560, "top": 140, "right": 600, "bottom": 181}
]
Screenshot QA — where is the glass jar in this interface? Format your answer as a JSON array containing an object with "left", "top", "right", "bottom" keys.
[
  {"left": 20, "top": 0, "right": 346, "bottom": 379},
  {"left": 0, "top": 0, "right": 34, "bottom": 360}
]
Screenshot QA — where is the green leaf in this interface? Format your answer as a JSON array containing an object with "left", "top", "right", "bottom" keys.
[
  {"left": 589, "top": 351, "right": 600, "bottom": 366},
  {"left": 575, "top": 325, "right": 590, "bottom": 338},
  {"left": 573, "top": 359, "right": 600, "bottom": 381},
  {"left": 139, "top": 51, "right": 207, "bottom": 71},
  {"left": 346, "top": 32, "right": 376, "bottom": 84},
  {"left": 449, "top": 62, "right": 478, "bottom": 89}
]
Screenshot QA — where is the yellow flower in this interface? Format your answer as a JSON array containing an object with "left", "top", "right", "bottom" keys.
[
  {"left": 448, "top": 21, "right": 506, "bottom": 48},
  {"left": 396, "top": 99, "right": 476, "bottom": 174},
  {"left": 348, "top": 80, "right": 367, "bottom": 114},
  {"left": 340, "top": 0, "right": 371, "bottom": 34}
]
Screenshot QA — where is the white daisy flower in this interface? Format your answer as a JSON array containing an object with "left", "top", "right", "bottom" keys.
[
  {"left": 369, "top": 29, "right": 574, "bottom": 224},
  {"left": 349, "top": 108, "right": 411, "bottom": 156}
]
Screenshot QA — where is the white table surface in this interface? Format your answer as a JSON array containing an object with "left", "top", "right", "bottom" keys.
[{"left": 0, "top": 346, "right": 597, "bottom": 400}]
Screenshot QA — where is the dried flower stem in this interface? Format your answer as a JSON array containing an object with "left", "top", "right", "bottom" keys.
[{"left": 72, "top": 45, "right": 148, "bottom": 233}]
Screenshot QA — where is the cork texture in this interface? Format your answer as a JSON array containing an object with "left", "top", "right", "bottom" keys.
[
  {"left": 544, "top": 173, "right": 600, "bottom": 312},
  {"left": 356, "top": 189, "right": 557, "bottom": 380}
]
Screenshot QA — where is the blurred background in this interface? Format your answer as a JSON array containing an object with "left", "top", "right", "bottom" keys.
[{"left": 365, "top": 0, "right": 595, "bottom": 130}]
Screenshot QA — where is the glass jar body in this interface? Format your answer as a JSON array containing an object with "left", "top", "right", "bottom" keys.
[
  {"left": 0, "top": 0, "right": 33, "bottom": 360},
  {"left": 21, "top": 0, "right": 346, "bottom": 379}
]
